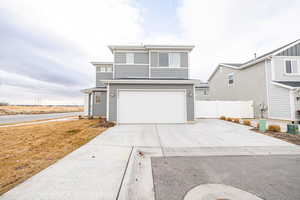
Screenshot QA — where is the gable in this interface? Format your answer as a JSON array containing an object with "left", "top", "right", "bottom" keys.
[{"left": 276, "top": 42, "right": 300, "bottom": 56}]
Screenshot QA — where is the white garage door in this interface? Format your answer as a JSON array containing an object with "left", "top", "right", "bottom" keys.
[{"left": 118, "top": 90, "right": 186, "bottom": 123}]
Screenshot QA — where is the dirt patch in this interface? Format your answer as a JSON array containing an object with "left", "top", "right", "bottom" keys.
[
  {"left": 0, "top": 105, "right": 83, "bottom": 115},
  {"left": 0, "top": 119, "right": 107, "bottom": 195},
  {"left": 251, "top": 128, "right": 300, "bottom": 145}
]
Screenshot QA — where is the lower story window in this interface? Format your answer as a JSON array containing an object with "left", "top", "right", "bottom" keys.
[
  {"left": 95, "top": 94, "right": 101, "bottom": 104},
  {"left": 228, "top": 73, "right": 234, "bottom": 85}
]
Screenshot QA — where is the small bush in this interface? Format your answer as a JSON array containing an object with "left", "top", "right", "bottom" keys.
[
  {"left": 256, "top": 123, "right": 260, "bottom": 129},
  {"left": 226, "top": 117, "right": 233, "bottom": 122},
  {"left": 233, "top": 118, "right": 240, "bottom": 123},
  {"left": 243, "top": 120, "right": 251, "bottom": 126},
  {"left": 78, "top": 115, "right": 83, "bottom": 119},
  {"left": 268, "top": 125, "right": 281, "bottom": 132},
  {"left": 220, "top": 116, "right": 226, "bottom": 120}
]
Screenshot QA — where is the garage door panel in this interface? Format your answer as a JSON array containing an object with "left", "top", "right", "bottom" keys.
[{"left": 118, "top": 90, "right": 185, "bottom": 123}]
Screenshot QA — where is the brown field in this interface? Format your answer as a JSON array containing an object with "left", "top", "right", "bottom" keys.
[
  {"left": 0, "top": 119, "right": 107, "bottom": 195},
  {"left": 0, "top": 105, "right": 83, "bottom": 116}
]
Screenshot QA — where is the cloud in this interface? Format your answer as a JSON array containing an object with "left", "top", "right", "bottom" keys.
[
  {"left": 0, "top": 0, "right": 144, "bottom": 104},
  {"left": 177, "top": 0, "right": 300, "bottom": 81}
]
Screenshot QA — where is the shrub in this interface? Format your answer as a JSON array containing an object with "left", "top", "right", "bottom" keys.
[
  {"left": 243, "top": 120, "right": 251, "bottom": 126},
  {"left": 78, "top": 115, "right": 83, "bottom": 119},
  {"left": 256, "top": 123, "right": 260, "bottom": 129},
  {"left": 220, "top": 116, "right": 226, "bottom": 120},
  {"left": 233, "top": 118, "right": 240, "bottom": 123},
  {"left": 268, "top": 125, "right": 281, "bottom": 132},
  {"left": 226, "top": 117, "right": 233, "bottom": 122}
]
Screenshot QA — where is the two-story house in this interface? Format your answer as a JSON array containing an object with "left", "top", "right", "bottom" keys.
[
  {"left": 208, "top": 39, "right": 300, "bottom": 121},
  {"left": 82, "top": 44, "right": 199, "bottom": 123}
]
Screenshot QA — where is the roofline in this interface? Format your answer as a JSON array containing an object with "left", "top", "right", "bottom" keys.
[
  {"left": 99, "top": 79, "right": 200, "bottom": 85},
  {"left": 81, "top": 87, "right": 107, "bottom": 93},
  {"left": 108, "top": 44, "right": 195, "bottom": 53},
  {"left": 271, "top": 82, "right": 300, "bottom": 90},
  {"left": 271, "top": 39, "right": 300, "bottom": 56},
  {"left": 90, "top": 62, "right": 113, "bottom": 66}
]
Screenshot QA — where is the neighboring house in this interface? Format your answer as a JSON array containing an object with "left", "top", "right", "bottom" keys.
[
  {"left": 82, "top": 44, "right": 200, "bottom": 123},
  {"left": 195, "top": 82, "right": 210, "bottom": 100},
  {"left": 208, "top": 39, "right": 300, "bottom": 121}
]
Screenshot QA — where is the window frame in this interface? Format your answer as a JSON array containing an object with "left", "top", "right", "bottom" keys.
[
  {"left": 228, "top": 73, "right": 234, "bottom": 86},
  {"left": 126, "top": 53, "right": 134, "bottom": 64},
  {"left": 95, "top": 93, "right": 101, "bottom": 104},
  {"left": 284, "top": 59, "right": 300, "bottom": 75},
  {"left": 158, "top": 52, "right": 181, "bottom": 68}
]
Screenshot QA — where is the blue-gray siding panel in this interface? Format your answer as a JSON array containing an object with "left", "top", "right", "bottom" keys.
[
  {"left": 92, "top": 91, "right": 107, "bottom": 116},
  {"left": 180, "top": 52, "right": 188, "bottom": 68},
  {"left": 96, "top": 73, "right": 113, "bottom": 87},
  {"left": 108, "top": 84, "right": 195, "bottom": 122},
  {"left": 151, "top": 68, "right": 188, "bottom": 79},
  {"left": 134, "top": 53, "right": 149, "bottom": 64},
  {"left": 114, "top": 65, "right": 149, "bottom": 79}
]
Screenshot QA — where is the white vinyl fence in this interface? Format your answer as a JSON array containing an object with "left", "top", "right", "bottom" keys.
[{"left": 196, "top": 100, "right": 254, "bottom": 118}]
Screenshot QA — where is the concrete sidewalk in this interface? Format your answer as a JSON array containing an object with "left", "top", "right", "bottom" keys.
[{"left": 1, "top": 119, "right": 300, "bottom": 200}]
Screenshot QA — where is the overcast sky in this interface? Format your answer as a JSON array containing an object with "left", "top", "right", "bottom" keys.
[{"left": 0, "top": 0, "right": 300, "bottom": 105}]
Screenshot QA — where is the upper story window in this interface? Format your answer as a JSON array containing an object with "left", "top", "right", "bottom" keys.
[
  {"left": 285, "top": 60, "right": 299, "bottom": 74},
  {"left": 228, "top": 73, "right": 234, "bottom": 86},
  {"left": 158, "top": 52, "right": 181, "bottom": 68},
  {"left": 126, "top": 53, "right": 134, "bottom": 64},
  {"left": 97, "top": 65, "right": 113, "bottom": 73}
]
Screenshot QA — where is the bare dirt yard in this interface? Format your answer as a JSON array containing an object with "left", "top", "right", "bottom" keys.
[
  {"left": 0, "top": 119, "right": 107, "bottom": 195},
  {"left": 0, "top": 105, "right": 83, "bottom": 115}
]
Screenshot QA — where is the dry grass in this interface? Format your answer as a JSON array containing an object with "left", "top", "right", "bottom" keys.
[
  {"left": 233, "top": 118, "right": 240, "bottom": 123},
  {"left": 0, "top": 119, "right": 107, "bottom": 195},
  {"left": 220, "top": 116, "right": 226, "bottom": 120},
  {"left": 226, "top": 117, "right": 233, "bottom": 122},
  {"left": 268, "top": 125, "right": 281, "bottom": 132},
  {"left": 243, "top": 120, "right": 251, "bottom": 126},
  {"left": 0, "top": 105, "right": 83, "bottom": 115}
]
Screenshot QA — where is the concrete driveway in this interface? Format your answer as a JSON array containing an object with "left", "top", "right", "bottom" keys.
[{"left": 1, "top": 119, "right": 300, "bottom": 200}]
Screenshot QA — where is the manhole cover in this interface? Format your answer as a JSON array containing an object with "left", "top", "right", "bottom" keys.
[{"left": 183, "top": 184, "right": 263, "bottom": 200}]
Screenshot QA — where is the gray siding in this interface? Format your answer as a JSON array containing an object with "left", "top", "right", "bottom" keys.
[
  {"left": 195, "top": 88, "right": 210, "bottom": 100},
  {"left": 150, "top": 52, "right": 159, "bottom": 67},
  {"left": 180, "top": 52, "right": 188, "bottom": 68},
  {"left": 265, "top": 60, "right": 292, "bottom": 120},
  {"left": 114, "top": 65, "right": 149, "bottom": 79},
  {"left": 115, "top": 52, "right": 126, "bottom": 63},
  {"left": 92, "top": 91, "right": 107, "bottom": 116},
  {"left": 134, "top": 53, "right": 149, "bottom": 64},
  {"left": 108, "top": 84, "right": 195, "bottom": 122},
  {"left": 208, "top": 61, "right": 268, "bottom": 118},
  {"left": 114, "top": 52, "right": 149, "bottom": 64},
  {"left": 151, "top": 68, "right": 188, "bottom": 79},
  {"left": 271, "top": 56, "right": 300, "bottom": 81},
  {"left": 276, "top": 43, "right": 300, "bottom": 56},
  {"left": 96, "top": 72, "right": 113, "bottom": 87}
]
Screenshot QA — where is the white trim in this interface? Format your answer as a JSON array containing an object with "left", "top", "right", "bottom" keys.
[
  {"left": 100, "top": 79, "right": 200, "bottom": 84},
  {"left": 116, "top": 89, "right": 188, "bottom": 123},
  {"left": 265, "top": 59, "right": 271, "bottom": 119},
  {"left": 106, "top": 83, "right": 110, "bottom": 120},
  {"left": 268, "top": 116, "right": 292, "bottom": 121},
  {"left": 188, "top": 52, "right": 190, "bottom": 79},
  {"left": 150, "top": 67, "right": 188, "bottom": 69},
  {"left": 270, "top": 58, "right": 275, "bottom": 80},
  {"left": 114, "top": 50, "right": 148, "bottom": 53},
  {"left": 112, "top": 51, "right": 115, "bottom": 79},
  {"left": 96, "top": 72, "right": 113, "bottom": 74},
  {"left": 193, "top": 85, "right": 196, "bottom": 120},
  {"left": 91, "top": 62, "right": 113, "bottom": 65},
  {"left": 289, "top": 90, "right": 296, "bottom": 121},
  {"left": 272, "top": 40, "right": 300, "bottom": 56},
  {"left": 150, "top": 50, "right": 190, "bottom": 53},
  {"left": 114, "top": 63, "right": 149, "bottom": 66}
]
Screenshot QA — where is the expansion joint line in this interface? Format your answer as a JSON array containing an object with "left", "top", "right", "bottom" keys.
[
  {"left": 155, "top": 124, "right": 166, "bottom": 158},
  {"left": 116, "top": 146, "right": 134, "bottom": 200}
]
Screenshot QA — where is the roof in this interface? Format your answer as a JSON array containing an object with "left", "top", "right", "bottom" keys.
[
  {"left": 108, "top": 44, "right": 195, "bottom": 53},
  {"left": 274, "top": 81, "right": 300, "bottom": 88},
  {"left": 81, "top": 87, "right": 107, "bottom": 93},
  {"left": 195, "top": 82, "right": 209, "bottom": 88},
  {"left": 208, "top": 39, "right": 300, "bottom": 81},
  {"left": 91, "top": 62, "right": 113, "bottom": 65}
]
